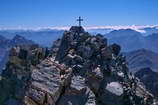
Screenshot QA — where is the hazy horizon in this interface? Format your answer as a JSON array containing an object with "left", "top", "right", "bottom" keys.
[{"left": 0, "top": 25, "right": 157, "bottom": 32}]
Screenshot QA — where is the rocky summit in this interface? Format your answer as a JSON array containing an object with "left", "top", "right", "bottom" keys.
[{"left": 0, "top": 26, "right": 156, "bottom": 105}]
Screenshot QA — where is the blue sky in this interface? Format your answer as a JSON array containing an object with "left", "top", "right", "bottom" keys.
[{"left": 0, "top": 0, "right": 158, "bottom": 28}]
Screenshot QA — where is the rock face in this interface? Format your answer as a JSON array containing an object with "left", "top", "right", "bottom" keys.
[
  {"left": 0, "top": 35, "right": 35, "bottom": 73},
  {"left": 0, "top": 26, "right": 156, "bottom": 105},
  {"left": 56, "top": 76, "right": 97, "bottom": 105},
  {"left": 0, "top": 44, "right": 46, "bottom": 105},
  {"left": 135, "top": 68, "right": 158, "bottom": 97},
  {"left": 24, "top": 59, "right": 72, "bottom": 105}
]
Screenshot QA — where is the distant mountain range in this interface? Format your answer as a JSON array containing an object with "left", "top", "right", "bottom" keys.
[
  {"left": 0, "top": 29, "right": 64, "bottom": 47},
  {"left": 125, "top": 49, "right": 158, "bottom": 73},
  {"left": 87, "top": 26, "right": 158, "bottom": 52},
  {"left": 141, "top": 27, "right": 158, "bottom": 36},
  {"left": 1, "top": 26, "right": 158, "bottom": 51},
  {"left": 86, "top": 25, "right": 158, "bottom": 35},
  {"left": 0, "top": 35, "right": 34, "bottom": 73},
  {"left": 105, "top": 29, "right": 158, "bottom": 52}
]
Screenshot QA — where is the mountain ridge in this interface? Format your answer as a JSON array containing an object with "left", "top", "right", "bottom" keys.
[
  {"left": 0, "top": 35, "right": 35, "bottom": 73},
  {"left": 106, "top": 30, "right": 158, "bottom": 52},
  {"left": 0, "top": 26, "right": 155, "bottom": 105},
  {"left": 135, "top": 68, "right": 158, "bottom": 97},
  {"left": 125, "top": 48, "right": 158, "bottom": 72}
]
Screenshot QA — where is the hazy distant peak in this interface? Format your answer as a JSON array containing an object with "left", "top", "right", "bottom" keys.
[
  {"left": 0, "top": 35, "right": 8, "bottom": 41},
  {"left": 13, "top": 34, "right": 25, "bottom": 40}
]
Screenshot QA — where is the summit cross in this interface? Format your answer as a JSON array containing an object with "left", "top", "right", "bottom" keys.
[{"left": 77, "top": 16, "right": 83, "bottom": 27}]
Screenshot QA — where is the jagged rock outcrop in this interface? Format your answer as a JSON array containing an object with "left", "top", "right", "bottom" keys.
[
  {"left": 0, "top": 26, "right": 156, "bottom": 105},
  {"left": 24, "top": 58, "right": 72, "bottom": 105},
  {"left": 0, "top": 35, "right": 35, "bottom": 73},
  {"left": 0, "top": 44, "right": 49, "bottom": 105},
  {"left": 135, "top": 68, "right": 158, "bottom": 98},
  {"left": 56, "top": 75, "right": 97, "bottom": 105},
  {"left": 51, "top": 38, "right": 61, "bottom": 56},
  {"left": 55, "top": 26, "right": 155, "bottom": 105}
]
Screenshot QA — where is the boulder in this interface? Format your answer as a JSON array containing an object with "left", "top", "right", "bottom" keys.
[
  {"left": 110, "top": 43, "right": 121, "bottom": 56},
  {"left": 106, "top": 82, "right": 123, "bottom": 96},
  {"left": 57, "top": 76, "right": 97, "bottom": 105},
  {"left": 25, "top": 59, "right": 72, "bottom": 105},
  {"left": 86, "top": 66, "right": 103, "bottom": 93}
]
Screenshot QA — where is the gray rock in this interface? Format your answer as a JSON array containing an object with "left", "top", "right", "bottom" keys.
[
  {"left": 78, "top": 45, "right": 93, "bottom": 59},
  {"left": 25, "top": 59, "right": 72, "bottom": 105},
  {"left": 55, "top": 31, "right": 75, "bottom": 62},
  {"left": 57, "top": 76, "right": 97, "bottom": 105},
  {"left": 106, "top": 82, "right": 123, "bottom": 96}
]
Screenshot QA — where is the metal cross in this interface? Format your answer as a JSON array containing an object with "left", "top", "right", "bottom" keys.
[{"left": 77, "top": 16, "right": 83, "bottom": 26}]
